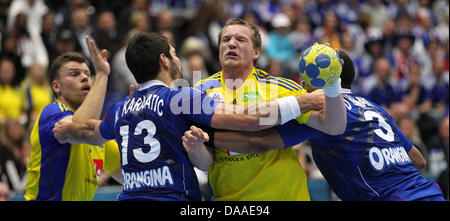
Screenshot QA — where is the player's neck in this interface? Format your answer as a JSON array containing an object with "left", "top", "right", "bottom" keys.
[
  {"left": 155, "top": 71, "right": 173, "bottom": 88},
  {"left": 222, "top": 65, "right": 253, "bottom": 90}
]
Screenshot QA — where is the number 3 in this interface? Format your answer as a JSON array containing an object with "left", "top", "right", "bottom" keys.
[
  {"left": 119, "top": 120, "right": 161, "bottom": 166},
  {"left": 363, "top": 110, "right": 394, "bottom": 142}
]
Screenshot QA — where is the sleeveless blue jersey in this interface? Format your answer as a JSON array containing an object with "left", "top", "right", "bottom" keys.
[
  {"left": 276, "top": 89, "right": 444, "bottom": 201},
  {"left": 99, "top": 81, "right": 219, "bottom": 201}
]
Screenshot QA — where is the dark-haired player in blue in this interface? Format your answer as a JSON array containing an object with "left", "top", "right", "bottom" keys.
[
  {"left": 53, "top": 32, "right": 346, "bottom": 201},
  {"left": 184, "top": 50, "right": 445, "bottom": 201}
]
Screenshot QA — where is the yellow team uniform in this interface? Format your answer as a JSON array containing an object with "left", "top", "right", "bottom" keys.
[
  {"left": 25, "top": 100, "right": 120, "bottom": 201},
  {"left": 21, "top": 80, "right": 54, "bottom": 118},
  {"left": 0, "top": 84, "right": 23, "bottom": 122},
  {"left": 195, "top": 67, "right": 311, "bottom": 201}
]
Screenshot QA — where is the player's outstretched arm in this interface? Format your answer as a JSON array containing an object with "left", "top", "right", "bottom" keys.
[
  {"left": 183, "top": 126, "right": 284, "bottom": 155},
  {"left": 210, "top": 92, "right": 324, "bottom": 132},
  {"left": 182, "top": 126, "right": 214, "bottom": 171},
  {"left": 53, "top": 116, "right": 108, "bottom": 146},
  {"left": 73, "top": 36, "right": 110, "bottom": 122}
]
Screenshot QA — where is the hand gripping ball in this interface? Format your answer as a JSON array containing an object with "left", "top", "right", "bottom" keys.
[{"left": 298, "top": 43, "right": 342, "bottom": 88}]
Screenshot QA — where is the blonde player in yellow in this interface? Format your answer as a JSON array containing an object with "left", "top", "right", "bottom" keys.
[
  {"left": 25, "top": 37, "right": 121, "bottom": 201},
  {"left": 192, "top": 18, "right": 346, "bottom": 200}
]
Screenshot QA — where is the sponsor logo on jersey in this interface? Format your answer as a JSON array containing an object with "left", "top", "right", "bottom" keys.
[
  {"left": 242, "top": 92, "right": 259, "bottom": 102},
  {"left": 93, "top": 159, "right": 104, "bottom": 179}
]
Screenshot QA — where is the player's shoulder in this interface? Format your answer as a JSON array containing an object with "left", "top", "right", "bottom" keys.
[
  {"left": 194, "top": 72, "right": 222, "bottom": 91},
  {"left": 40, "top": 101, "right": 73, "bottom": 119},
  {"left": 254, "top": 69, "right": 304, "bottom": 92},
  {"left": 35, "top": 101, "right": 73, "bottom": 131}
]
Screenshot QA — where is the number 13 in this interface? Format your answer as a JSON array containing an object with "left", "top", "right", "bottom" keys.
[{"left": 119, "top": 120, "right": 161, "bottom": 166}]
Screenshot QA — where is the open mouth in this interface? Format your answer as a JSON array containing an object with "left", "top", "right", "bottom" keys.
[
  {"left": 225, "top": 51, "right": 239, "bottom": 58},
  {"left": 81, "top": 85, "right": 91, "bottom": 92}
]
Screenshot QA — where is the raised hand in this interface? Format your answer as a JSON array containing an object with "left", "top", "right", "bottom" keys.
[
  {"left": 182, "top": 126, "right": 209, "bottom": 153},
  {"left": 85, "top": 35, "right": 110, "bottom": 76}
]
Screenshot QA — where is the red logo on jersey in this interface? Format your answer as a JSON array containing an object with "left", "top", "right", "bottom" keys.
[{"left": 93, "top": 159, "right": 104, "bottom": 179}]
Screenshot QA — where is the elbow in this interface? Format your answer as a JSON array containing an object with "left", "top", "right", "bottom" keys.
[
  {"left": 415, "top": 158, "right": 427, "bottom": 172},
  {"left": 326, "top": 120, "right": 347, "bottom": 136}
]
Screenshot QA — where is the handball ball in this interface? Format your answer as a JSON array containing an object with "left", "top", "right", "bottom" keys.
[{"left": 298, "top": 43, "right": 342, "bottom": 88}]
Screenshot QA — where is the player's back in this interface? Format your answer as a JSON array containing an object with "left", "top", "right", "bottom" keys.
[
  {"left": 309, "top": 89, "right": 443, "bottom": 201},
  {"left": 100, "top": 81, "right": 217, "bottom": 201}
]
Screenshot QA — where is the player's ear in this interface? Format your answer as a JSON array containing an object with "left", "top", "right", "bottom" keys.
[
  {"left": 252, "top": 47, "right": 261, "bottom": 60},
  {"left": 51, "top": 80, "right": 61, "bottom": 96},
  {"left": 159, "top": 53, "right": 170, "bottom": 69}
]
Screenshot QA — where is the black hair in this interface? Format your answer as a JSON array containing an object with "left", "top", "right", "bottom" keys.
[
  {"left": 338, "top": 50, "right": 355, "bottom": 89},
  {"left": 125, "top": 32, "right": 172, "bottom": 83}
]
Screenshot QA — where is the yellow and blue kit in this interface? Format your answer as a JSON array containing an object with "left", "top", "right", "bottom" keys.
[
  {"left": 195, "top": 67, "right": 312, "bottom": 201},
  {"left": 25, "top": 100, "right": 120, "bottom": 201}
]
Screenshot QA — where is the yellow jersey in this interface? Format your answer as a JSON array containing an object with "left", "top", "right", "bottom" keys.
[
  {"left": 0, "top": 84, "right": 23, "bottom": 121},
  {"left": 25, "top": 100, "right": 121, "bottom": 201},
  {"left": 195, "top": 67, "right": 311, "bottom": 201}
]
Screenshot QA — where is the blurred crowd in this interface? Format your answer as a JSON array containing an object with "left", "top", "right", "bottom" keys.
[{"left": 0, "top": 0, "right": 448, "bottom": 200}]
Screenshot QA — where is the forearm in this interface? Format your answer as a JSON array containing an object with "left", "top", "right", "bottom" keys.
[
  {"left": 211, "top": 96, "right": 306, "bottom": 132},
  {"left": 322, "top": 94, "right": 347, "bottom": 135},
  {"left": 214, "top": 129, "right": 284, "bottom": 154},
  {"left": 73, "top": 74, "right": 108, "bottom": 122},
  {"left": 62, "top": 120, "right": 106, "bottom": 145},
  {"left": 187, "top": 144, "right": 213, "bottom": 171}
]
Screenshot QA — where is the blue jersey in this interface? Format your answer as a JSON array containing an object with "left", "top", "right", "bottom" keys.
[
  {"left": 99, "top": 80, "right": 220, "bottom": 201},
  {"left": 276, "top": 89, "right": 444, "bottom": 201}
]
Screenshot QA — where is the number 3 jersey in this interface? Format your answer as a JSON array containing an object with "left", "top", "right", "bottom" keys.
[
  {"left": 276, "top": 89, "right": 444, "bottom": 201},
  {"left": 99, "top": 80, "right": 219, "bottom": 201}
]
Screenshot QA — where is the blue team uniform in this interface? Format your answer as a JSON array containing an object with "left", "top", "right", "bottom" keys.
[
  {"left": 276, "top": 89, "right": 445, "bottom": 201},
  {"left": 99, "top": 80, "right": 220, "bottom": 201}
]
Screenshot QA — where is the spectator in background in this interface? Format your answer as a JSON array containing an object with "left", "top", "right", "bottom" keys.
[
  {"left": 40, "top": 12, "right": 58, "bottom": 65},
  {"left": 266, "top": 12, "right": 297, "bottom": 77},
  {"left": 107, "top": 30, "right": 138, "bottom": 112},
  {"left": 429, "top": 58, "right": 449, "bottom": 117},
  {"left": 117, "top": 0, "right": 149, "bottom": 35},
  {"left": 398, "top": 116, "right": 429, "bottom": 173},
  {"left": 0, "top": 181, "right": 11, "bottom": 201},
  {"left": 54, "top": 29, "right": 77, "bottom": 57},
  {"left": 179, "top": 36, "right": 210, "bottom": 86},
  {"left": 0, "top": 118, "right": 29, "bottom": 194},
  {"left": 54, "top": 0, "right": 90, "bottom": 29},
  {"left": 387, "top": 29, "right": 416, "bottom": 81},
  {"left": 426, "top": 115, "right": 449, "bottom": 177},
  {"left": 0, "top": 34, "right": 25, "bottom": 86},
  {"left": 70, "top": 7, "right": 92, "bottom": 57},
  {"left": 20, "top": 62, "right": 53, "bottom": 127},
  {"left": 10, "top": 12, "right": 48, "bottom": 71},
  {"left": 156, "top": 9, "right": 174, "bottom": 32},
  {"left": 313, "top": 10, "right": 341, "bottom": 50},
  {"left": 92, "top": 11, "right": 121, "bottom": 58},
  {"left": 396, "top": 61, "right": 432, "bottom": 118},
  {"left": 128, "top": 10, "right": 151, "bottom": 33},
  {"left": 6, "top": 0, "right": 48, "bottom": 35},
  {"left": 288, "top": 15, "right": 314, "bottom": 58},
  {"left": 361, "top": 58, "right": 398, "bottom": 110},
  {"left": 360, "top": 0, "right": 389, "bottom": 30},
  {"left": 0, "top": 57, "right": 24, "bottom": 126}
]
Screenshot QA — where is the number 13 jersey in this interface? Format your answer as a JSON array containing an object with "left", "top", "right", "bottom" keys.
[{"left": 99, "top": 80, "right": 220, "bottom": 201}]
